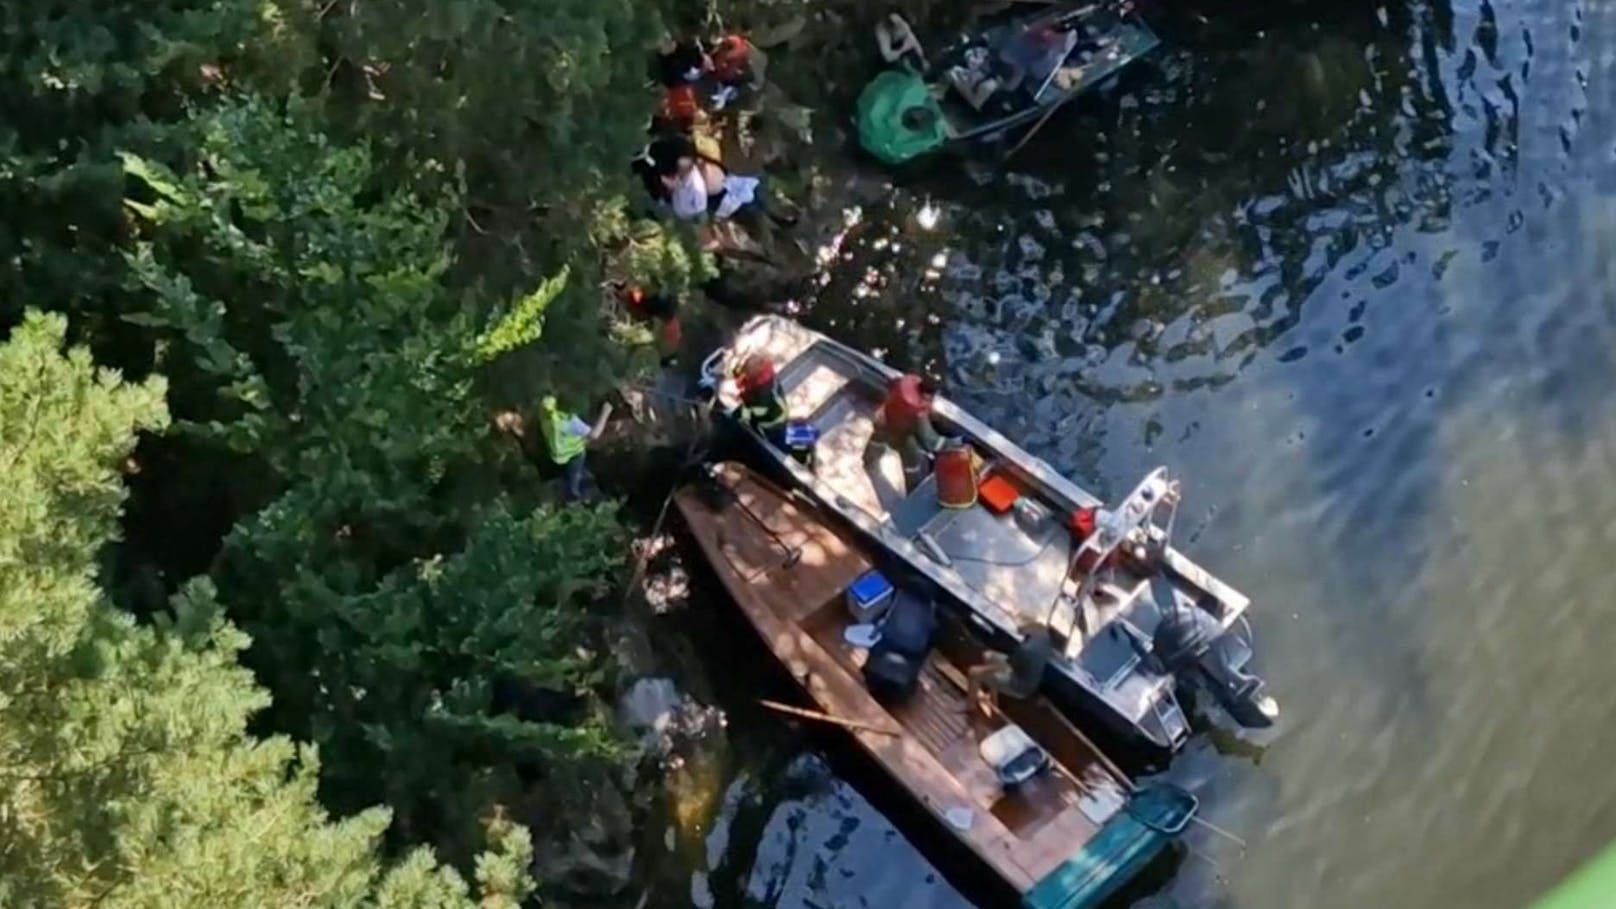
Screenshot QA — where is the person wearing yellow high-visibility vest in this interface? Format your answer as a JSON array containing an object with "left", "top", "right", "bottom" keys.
[{"left": 539, "top": 395, "right": 612, "bottom": 502}]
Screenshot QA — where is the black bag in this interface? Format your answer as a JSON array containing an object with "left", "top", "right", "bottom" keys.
[
  {"left": 879, "top": 590, "right": 937, "bottom": 658},
  {"left": 861, "top": 591, "right": 938, "bottom": 702}
]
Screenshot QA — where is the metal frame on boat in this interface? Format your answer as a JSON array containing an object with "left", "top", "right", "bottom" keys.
[
  {"left": 674, "top": 461, "right": 1197, "bottom": 908},
  {"left": 701, "top": 315, "right": 1277, "bottom": 752}
]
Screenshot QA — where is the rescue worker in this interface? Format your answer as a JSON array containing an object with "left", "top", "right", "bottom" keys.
[
  {"left": 538, "top": 395, "right": 612, "bottom": 502},
  {"left": 615, "top": 284, "right": 682, "bottom": 366},
  {"left": 865, "top": 372, "right": 943, "bottom": 494},
  {"left": 729, "top": 353, "right": 789, "bottom": 443}
]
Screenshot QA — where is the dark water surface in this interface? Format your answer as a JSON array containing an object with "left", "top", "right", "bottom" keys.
[{"left": 659, "top": 1, "right": 1616, "bottom": 906}]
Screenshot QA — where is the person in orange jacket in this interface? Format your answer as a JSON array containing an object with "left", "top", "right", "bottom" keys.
[{"left": 865, "top": 373, "right": 943, "bottom": 493}]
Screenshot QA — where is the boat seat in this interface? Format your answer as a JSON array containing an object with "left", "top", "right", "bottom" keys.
[
  {"left": 778, "top": 350, "right": 854, "bottom": 422},
  {"left": 978, "top": 723, "right": 1051, "bottom": 788},
  {"left": 1081, "top": 624, "right": 1142, "bottom": 691},
  {"left": 889, "top": 475, "right": 945, "bottom": 537}
]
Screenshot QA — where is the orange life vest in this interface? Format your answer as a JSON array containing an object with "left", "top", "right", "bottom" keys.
[{"left": 659, "top": 85, "right": 699, "bottom": 125}]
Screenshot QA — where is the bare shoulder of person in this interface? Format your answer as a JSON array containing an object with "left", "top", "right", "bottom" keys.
[{"left": 700, "top": 159, "right": 727, "bottom": 192}]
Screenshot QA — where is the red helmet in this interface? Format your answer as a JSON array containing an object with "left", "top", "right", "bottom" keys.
[{"left": 735, "top": 354, "right": 776, "bottom": 390}]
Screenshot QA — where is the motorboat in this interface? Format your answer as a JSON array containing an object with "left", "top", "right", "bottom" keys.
[{"left": 700, "top": 316, "right": 1278, "bottom": 752}]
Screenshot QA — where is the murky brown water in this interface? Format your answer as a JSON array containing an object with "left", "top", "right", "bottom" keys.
[{"left": 655, "top": 1, "right": 1616, "bottom": 906}]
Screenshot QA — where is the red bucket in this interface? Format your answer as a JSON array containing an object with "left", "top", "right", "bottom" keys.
[{"left": 935, "top": 444, "right": 979, "bottom": 509}]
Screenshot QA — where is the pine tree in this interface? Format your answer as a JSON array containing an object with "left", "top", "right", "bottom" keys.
[
  {"left": 121, "top": 97, "right": 630, "bottom": 867},
  {"left": 0, "top": 311, "right": 535, "bottom": 909}
]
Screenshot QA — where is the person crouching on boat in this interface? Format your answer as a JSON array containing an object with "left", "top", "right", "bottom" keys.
[
  {"left": 729, "top": 354, "right": 789, "bottom": 444},
  {"left": 865, "top": 373, "right": 944, "bottom": 494},
  {"left": 967, "top": 622, "right": 1054, "bottom": 719}
]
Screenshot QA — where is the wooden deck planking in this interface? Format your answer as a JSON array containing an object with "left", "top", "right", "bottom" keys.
[{"left": 675, "top": 463, "right": 1138, "bottom": 893}]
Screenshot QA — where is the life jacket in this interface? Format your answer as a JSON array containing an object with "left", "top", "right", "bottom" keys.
[
  {"left": 935, "top": 441, "right": 979, "bottom": 509},
  {"left": 539, "top": 396, "right": 587, "bottom": 465},
  {"left": 882, "top": 374, "right": 931, "bottom": 437},
  {"left": 659, "top": 85, "right": 700, "bottom": 127}
]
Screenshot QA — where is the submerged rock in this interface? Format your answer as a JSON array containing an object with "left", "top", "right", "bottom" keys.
[
  {"left": 530, "top": 778, "right": 637, "bottom": 899},
  {"left": 617, "top": 675, "right": 726, "bottom": 758}
]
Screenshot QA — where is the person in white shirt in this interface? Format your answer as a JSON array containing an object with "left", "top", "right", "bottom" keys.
[{"left": 663, "top": 157, "right": 759, "bottom": 222}]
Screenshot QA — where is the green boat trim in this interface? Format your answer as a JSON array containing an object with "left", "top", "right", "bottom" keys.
[
  {"left": 1023, "top": 784, "right": 1197, "bottom": 909},
  {"left": 1528, "top": 841, "right": 1616, "bottom": 909}
]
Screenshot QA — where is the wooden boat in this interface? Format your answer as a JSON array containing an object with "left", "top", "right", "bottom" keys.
[
  {"left": 674, "top": 461, "right": 1196, "bottom": 909},
  {"left": 855, "top": 2, "right": 1160, "bottom": 164},
  {"left": 700, "top": 316, "right": 1278, "bottom": 752}
]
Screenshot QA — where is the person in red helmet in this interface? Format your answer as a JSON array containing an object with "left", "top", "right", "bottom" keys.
[
  {"left": 615, "top": 284, "right": 682, "bottom": 366},
  {"left": 866, "top": 373, "right": 943, "bottom": 493},
  {"left": 729, "top": 354, "right": 789, "bottom": 441}
]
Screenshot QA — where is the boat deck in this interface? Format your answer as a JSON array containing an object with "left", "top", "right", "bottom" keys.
[
  {"left": 675, "top": 463, "right": 1133, "bottom": 893},
  {"left": 778, "top": 346, "right": 1077, "bottom": 632}
]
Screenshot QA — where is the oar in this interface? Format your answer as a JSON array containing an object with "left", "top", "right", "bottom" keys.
[
  {"left": 1004, "top": 92, "right": 1073, "bottom": 160},
  {"left": 758, "top": 699, "right": 903, "bottom": 736}
]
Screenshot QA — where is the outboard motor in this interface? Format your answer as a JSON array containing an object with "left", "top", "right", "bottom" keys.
[{"left": 1149, "top": 577, "right": 1278, "bottom": 729}]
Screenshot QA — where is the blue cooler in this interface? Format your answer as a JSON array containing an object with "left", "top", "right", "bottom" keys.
[
  {"left": 783, "top": 420, "right": 819, "bottom": 469},
  {"left": 846, "top": 570, "right": 895, "bottom": 623}
]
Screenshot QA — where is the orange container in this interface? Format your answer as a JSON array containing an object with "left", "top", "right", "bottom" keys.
[
  {"left": 935, "top": 445, "right": 980, "bottom": 509},
  {"left": 978, "top": 473, "right": 1021, "bottom": 514}
]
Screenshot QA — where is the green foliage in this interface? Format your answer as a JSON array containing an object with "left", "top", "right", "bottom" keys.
[
  {"left": 0, "top": 311, "right": 529, "bottom": 909},
  {"left": 119, "top": 97, "right": 630, "bottom": 866},
  {"left": 477, "top": 265, "right": 570, "bottom": 362},
  {"left": 305, "top": 0, "right": 703, "bottom": 401},
  {"left": 122, "top": 97, "right": 473, "bottom": 477},
  {"left": 0, "top": 0, "right": 311, "bottom": 333},
  {"left": 0, "top": 0, "right": 709, "bottom": 895}
]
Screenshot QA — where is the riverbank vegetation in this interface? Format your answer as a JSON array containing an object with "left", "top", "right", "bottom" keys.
[{"left": 0, "top": 0, "right": 767, "bottom": 903}]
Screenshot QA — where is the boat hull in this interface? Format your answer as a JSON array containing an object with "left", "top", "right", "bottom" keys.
[
  {"left": 673, "top": 462, "right": 1195, "bottom": 905},
  {"left": 701, "top": 314, "right": 1271, "bottom": 754}
]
